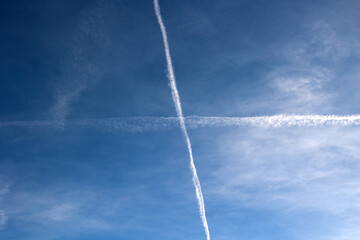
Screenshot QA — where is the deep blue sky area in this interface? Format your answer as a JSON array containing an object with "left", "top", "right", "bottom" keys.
[{"left": 1, "top": 0, "right": 360, "bottom": 239}]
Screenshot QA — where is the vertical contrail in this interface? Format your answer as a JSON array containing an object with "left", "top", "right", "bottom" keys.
[{"left": 153, "top": 1, "right": 210, "bottom": 239}]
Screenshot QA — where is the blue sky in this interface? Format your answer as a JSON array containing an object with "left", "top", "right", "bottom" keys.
[{"left": 1, "top": 0, "right": 360, "bottom": 239}]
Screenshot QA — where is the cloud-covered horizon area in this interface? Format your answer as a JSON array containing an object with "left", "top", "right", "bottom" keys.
[{"left": 1, "top": 0, "right": 360, "bottom": 239}]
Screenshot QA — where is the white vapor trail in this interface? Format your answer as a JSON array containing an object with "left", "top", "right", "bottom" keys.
[
  {"left": 153, "top": 0, "right": 211, "bottom": 239},
  {"left": 2, "top": 115, "right": 360, "bottom": 131},
  {"left": 185, "top": 114, "right": 360, "bottom": 128},
  {"left": 0, "top": 117, "right": 178, "bottom": 131}
]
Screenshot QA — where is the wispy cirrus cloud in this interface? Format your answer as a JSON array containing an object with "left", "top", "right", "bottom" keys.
[
  {"left": 266, "top": 22, "right": 340, "bottom": 114},
  {"left": 210, "top": 126, "right": 360, "bottom": 239},
  {"left": 5, "top": 186, "right": 115, "bottom": 234},
  {"left": 268, "top": 66, "right": 334, "bottom": 113},
  {"left": 42, "top": 204, "right": 75, "bottom": 222},
  {"left": 2, "top": 180, "right": 182, "bottom": 239},
  {"left": 49, "top": 1, "right": 113, "bottom": 122},
  {"left": 281, "top": 20, "right": 356, "bottom": 64},
  {"left": 0, "top": 211, "right": 7, "bottom": 230},
  {"left": 207, "top": 16, "right": 360, "bottom": 239},
  {"left": 0, "top": 178, "right": 10, "bottom": 230}
]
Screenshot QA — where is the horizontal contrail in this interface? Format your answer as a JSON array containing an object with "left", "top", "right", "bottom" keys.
[
  {"left": 0, "top": 117, "right": 178, "bottom": 131},
  {"left": 1, "top": 115, "right": 360, "bottom": 130},
  {"left": 185, "top": 114, "right": 360, "bottom": 128}
]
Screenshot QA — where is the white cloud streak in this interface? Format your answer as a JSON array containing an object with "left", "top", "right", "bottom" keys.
[
  {"left": 185, "top": 115, "right": 360, "bottom": 128},
  {"left": 2, "top": 115, "right": 360, "bottom": 131},
  {"left": 153, "top": 1, "right": 211, "bottom": 239}
]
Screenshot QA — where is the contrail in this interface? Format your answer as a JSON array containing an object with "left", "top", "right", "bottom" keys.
[
  {"left": 153, "top": 0, "right": 211, "bottom": 239},
  {"left": 2, "top": 115, "right": 360, "bottom": 131},
  {"left": 185, "top": 114, "right": 360, "bottom": 128},
  {"left": 0, "top": 117, "right": 178, "bottom": 131}
]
